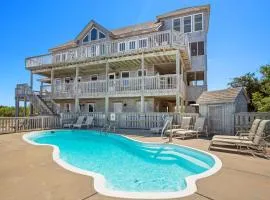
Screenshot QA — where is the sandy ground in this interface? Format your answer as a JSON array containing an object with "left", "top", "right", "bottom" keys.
[{"left": 0, "top": 130, "right": 269, "bottom": 200}]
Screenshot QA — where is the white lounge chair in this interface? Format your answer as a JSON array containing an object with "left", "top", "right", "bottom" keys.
[
  {"left": 80, "top": 116, "right": 94, "bottom": 129},
  {"left": 174, "top": 117, "right": 206, "bottom": 139},
  {"left": 213, "top": 119, "right": 261, "bottom": 141},
  {"left": 209, "top": 120, "right": 270, "bottom": 156},
  {"left": 63, "top": 116, "right": 85, "bottom": 128},
  {"left": 73, "top": 116, "right": 87, "bottom": 129},
  {"left": 164, "top": 117, "right": 192, "bottom": 136}
]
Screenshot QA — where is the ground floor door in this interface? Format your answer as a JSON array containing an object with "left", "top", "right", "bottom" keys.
[{"left": 208, "top": 105, "right": 224, "bottom": 134}]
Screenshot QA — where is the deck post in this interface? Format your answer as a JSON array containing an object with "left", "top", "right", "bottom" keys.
[
  {"left": 50, "top": 69, "right": 54, "bottom": 97},
  {"left": 175, "top": 50, "right": 180, "bottom": 112},
  {"left": 140, "top": 53, "right": 145, "bottom": 112},
  {"left": 40, "top": 81, "right": 43, "bottom": 96},
  {"left": 105, "top": 62, "right": 109, "bottom": 118},
  {"left": 15, "top": 97, "right": 19, "bottom": 117},
  {"left": 30, "top": 72, "right": 34, "bottom": 115},
  {"left": 74, "top": 67, "right": 80, "bottom": 113},
  {"left": 24, "top": 97, "right": 27, "bottom": 116}
]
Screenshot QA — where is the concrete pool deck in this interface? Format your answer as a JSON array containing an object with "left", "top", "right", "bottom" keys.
[{"left": 0, "top": 130, "right": 269, "bottom": 200}]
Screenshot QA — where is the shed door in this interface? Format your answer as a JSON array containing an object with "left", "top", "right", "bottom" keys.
[{"left": 208, "top": 105, "right": 224, "bottom": 134}]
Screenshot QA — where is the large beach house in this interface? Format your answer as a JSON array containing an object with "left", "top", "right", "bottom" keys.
[{"left": 15, "top": 5, "right": 210, "bottom": 117}]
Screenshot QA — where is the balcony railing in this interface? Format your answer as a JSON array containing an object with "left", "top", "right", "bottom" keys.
[
  {"left": 50, "top": 74, "right": 185, "bottom": 98},
  {"left": 26, "top": 30, "right": 189, "bottom": 68}
]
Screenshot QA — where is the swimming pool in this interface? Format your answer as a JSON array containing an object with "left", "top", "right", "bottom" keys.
[{"left": 23, "top": 130, "right": 222, "bottom": 199}]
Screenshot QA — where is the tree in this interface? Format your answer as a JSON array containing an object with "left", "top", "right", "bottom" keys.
[
  {"left": 228, "top": 72, "right": 260, "bottom": 111},
  {"left": 0, "top": 106, "right": 29, "bottom": 117},
  {"left": 252, "top": 65, "right": 270, "bottom": 112}
]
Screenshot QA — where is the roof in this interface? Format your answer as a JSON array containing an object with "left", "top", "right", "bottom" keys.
[
  {"left": 156, "top": 4, "right": 210, "bottom": 20},
  {"left": 197, "top": 87, "right": 249, "bottom": 104},
  {"left": 111, "top": 21, "right": 162, "bottom": 37},
  {"left": 49, "top": 4, "right": 210, "bottom": 52}
]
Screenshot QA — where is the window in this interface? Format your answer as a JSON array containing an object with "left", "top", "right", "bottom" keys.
[
  {"left": 91, "top": 75, "right": 98, "bottom": 81},
  {"left": 198, "top": 41, "right": 204, "bottom": 55},
  {"left": 190, "top": 41, "right": 204, "bottom": 56},
  {"left": 194, "top": 14, "right": 203, "bottom": 31},
  {"left": 119, "top": 42, "right": 125, "bottom": 52},
  {"left": 138, "top": 39, "right": 147, "bottom": 48},
  {"left": 129, "top": 41, "right": 136, "bottom": 50},
  {"left": 137, "top": 69, "right": 147, "bottom": 76},
  {"left": 88, "top": 103, "right": 95, "bottom": 112},
  {"left": 91, "top": 45, "right": 97, "bottom": 57},
  {"left": 62, "top": 53, "right": 67, "bottom": 61},
  {"left": 99, "top": 32, "right": 106, "bottom": 39},
  {"left": 65, "top": 77, "right": 70, "bottom": 83},
  {"left": 121, "top": 71, "right": 129, "bottom": 78},
  {"left": 55, "top": 54, "right": 61, "bottom": 62},
  {"left": 173, "top": 18, "right": 181, "bottom": 32},
  {"left": 83, "top": 35, "right": 89, "bottom": 43},
  {"left": 184, "top": 16, "right": 192, "bottom": 33},
  {"left": 91, "top": 28, "right": 98, "bottom": 41}
]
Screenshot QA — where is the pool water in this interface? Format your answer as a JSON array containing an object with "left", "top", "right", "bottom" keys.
[{"left": 26, "top": 130, "right": 218, "bottom": 194}]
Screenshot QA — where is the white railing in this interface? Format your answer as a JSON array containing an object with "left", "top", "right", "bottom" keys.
[
  {"left": 51, "top": 74, "right": 184, "bottom": 98},
  {"left": 0, "top": 116, "right": 60, "bottom": 134},
  {"left": 26, "top": 30, "right": 189, "bottom": 68},
  {"left": 60, "top": 112, "right": 199, "bottom": 129}
]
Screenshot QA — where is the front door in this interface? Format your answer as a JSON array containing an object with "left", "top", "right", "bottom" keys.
[{"left": 208, "top": 105, "right": 224, "bottom": 134}]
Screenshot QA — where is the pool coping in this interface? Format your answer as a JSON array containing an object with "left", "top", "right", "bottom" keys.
[{"left": 22, "top": 130, "right": 222, "bottom": 199}]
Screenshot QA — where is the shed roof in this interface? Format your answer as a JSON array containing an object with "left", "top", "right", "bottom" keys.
[{"left": 197, "top": 87, "right": 249, "bottom": 104}]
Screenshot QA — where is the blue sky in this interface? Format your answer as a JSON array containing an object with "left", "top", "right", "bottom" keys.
[{"left": 0, "top": 0, "right": 269, "bottom": 106}]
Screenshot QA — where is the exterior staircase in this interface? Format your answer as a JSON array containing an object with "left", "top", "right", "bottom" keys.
[{"left": 15, "top": 84, "right": 58, "bottom": 116}]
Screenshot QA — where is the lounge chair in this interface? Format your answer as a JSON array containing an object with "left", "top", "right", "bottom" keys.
[
  {"left": 209, "top": 120, "right": 270, "bottom": 156},
  {"left": 164, "top": 117, "right": 192, "bottom": 136},
  {"left": 174, "top": 117, "right": 206, "bottom": 139},
  {"left": 213, "top": 119, "right": 261, "bottom": 141},
  {"left": 63, "top": 116, "right": 85, "bottom": 128},
  {"left": 160, "top": 117, "right": 173, "bottom": 137},
  {"left": 79, "top": 116, "right": 94, "bottom": 129},
  {"left": 73, "top": 116, "right": 88, "bottom": 129}
]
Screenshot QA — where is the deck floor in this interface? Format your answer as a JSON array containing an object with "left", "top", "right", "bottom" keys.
[{"left": 0, "top": 130, "right": 270, "bottom": 200}]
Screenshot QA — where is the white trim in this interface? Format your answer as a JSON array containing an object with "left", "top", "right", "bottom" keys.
[
  {"left": 193, "top": 13, "right": 204, "bottom": 32},
  {"left": 23, "top": 130, "right": 222, "bottom": 200}
]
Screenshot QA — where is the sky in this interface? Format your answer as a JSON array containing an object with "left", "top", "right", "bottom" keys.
[{"left": 0, "top": 0, "right": 269, "bottom": 106}]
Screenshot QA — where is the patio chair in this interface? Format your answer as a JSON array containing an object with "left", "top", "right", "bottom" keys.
[
  {"left": 174, "top": 117, "right": 206, "bottom": 139},
  {"left": 63, "top": 116, "right": 85, "bottom": 128},
  {"left": 213, "top": 119, "right": 261, "bottom": 141},
  {"left": 73, "top": 116, "right": 88, "bottom": 129},
  {"left": 209, "top": 120, "right": 270, "bottom": 156},
  {"left": 164, "top": 117, "right": 192, "bottom": 136},
  {"left": 80, "top": 116, "right": 94, "bottom": 129}
]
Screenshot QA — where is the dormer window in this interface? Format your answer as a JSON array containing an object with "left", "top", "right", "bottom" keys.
[
  {"left": 194, "top": 14, "right": 203, "bottom": 31},
  {"left": 91, "top": 28, "right": 98, "bottom": 41}
]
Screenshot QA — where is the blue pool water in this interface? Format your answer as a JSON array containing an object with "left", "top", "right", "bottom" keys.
[{"left": 28, "top": 130, "right": 216, "bottom": 193}]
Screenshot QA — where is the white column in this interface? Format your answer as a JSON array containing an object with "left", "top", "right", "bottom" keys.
[
  {"left": 51, "top": 69, "right": 54, "bottom": 96},
  {"left": 175, "top": 50, "right": 180, "bottom": 113},
  {"left": 105, "top": 62, "right": 109, "bottom": 113},
  {"left": 15, "top": 97, "right": 19, "bottom": 117},
  {"left": 140, "top": 53, "right": 145, "bottom": 112},
  {"left": 24, "top": 97, "right": 27, "bottom": 116},
  {"left": 30, "top": 72, "right": 34, "bottom": 115},
  {"left": 74, "top": 67, "right": 80, "bottom": 113}
]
